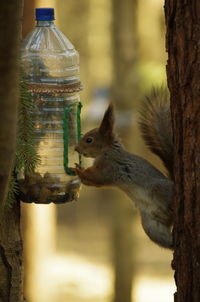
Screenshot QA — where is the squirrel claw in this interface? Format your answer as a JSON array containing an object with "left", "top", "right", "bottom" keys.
[
  {"left": 69, "top": 166, "right": 84, "bottom": 176},
  {"left": 68, "top": 167, "right": 78, "bottom": 173}
]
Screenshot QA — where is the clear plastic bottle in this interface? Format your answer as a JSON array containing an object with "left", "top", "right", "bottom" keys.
[{"left": 20, "top": 8, "right": 82, "bottom": 203}]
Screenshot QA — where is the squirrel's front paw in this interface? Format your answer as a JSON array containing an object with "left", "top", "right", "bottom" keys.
[
  {"left": 69, "top": 164, "right": 84, "bottom": 174},
  {"left": 71, "top": 168, "right": 93, "bottom": 185},
  {"left": 69, "top": 166, "right": 85, "bottom": 176}
]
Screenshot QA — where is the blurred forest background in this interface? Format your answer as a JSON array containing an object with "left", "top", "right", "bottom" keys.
[{"left": 21, "top": 0, "right": 175, "bottom": 302}]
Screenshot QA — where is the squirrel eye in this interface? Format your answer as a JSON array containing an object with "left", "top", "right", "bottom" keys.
[{"left": 86, "top": 137, "right": 93, "bottom": 143}]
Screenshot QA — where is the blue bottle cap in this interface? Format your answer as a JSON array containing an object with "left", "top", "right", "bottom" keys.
[{"left": 35, "top": 8, "right": 55, "bottom": 21}]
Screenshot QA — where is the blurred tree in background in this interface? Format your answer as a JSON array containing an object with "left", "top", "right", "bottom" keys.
[
  {"left": 57, "top": 0, "right": 91, "bottom": 103},
  {"left": 110, "top": 0, "right": 139, "bottom": 301}
]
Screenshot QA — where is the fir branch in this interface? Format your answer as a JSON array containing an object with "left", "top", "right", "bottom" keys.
[
  {"left": 6, "top": 174, "right": 19, "bottom": 207},
  {"left": 6, "top": 70, "right": 40, "bottom": 206},
  {"left": 16, "top": 70, "right": 41, "bottom": 172}
]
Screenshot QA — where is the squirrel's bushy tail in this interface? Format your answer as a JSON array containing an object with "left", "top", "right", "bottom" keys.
[{"left": 139, "top": 87, "right": 173, "bottom": 179}]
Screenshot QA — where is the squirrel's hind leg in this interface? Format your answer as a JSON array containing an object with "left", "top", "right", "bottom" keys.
[{"left": 141, "top": 213, "right": 173, "bottom": 249}]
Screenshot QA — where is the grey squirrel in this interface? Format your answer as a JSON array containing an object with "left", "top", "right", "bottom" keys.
[{"left": 73, "top": 89, "right": 174, "bottom": 249}]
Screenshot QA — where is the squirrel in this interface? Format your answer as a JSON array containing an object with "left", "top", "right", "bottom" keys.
[{"left": 73, "top": 88, "right": 174, "bottom": 249}]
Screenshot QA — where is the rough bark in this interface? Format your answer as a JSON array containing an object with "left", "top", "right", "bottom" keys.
[
  {"left": 0, "top": 0, "right": 23, "bottom": 204},
  {"left": 0, "top": 1, "right": 24, "bottom": 301},
  {"left": 0, "top": 205, "right": 23, "bottom": 302},
  {"left": 111, "top": 0, "right": 138, "bottom": 301},
  {"left": 165, "top": 1, "right": 200, "bottom": 301}
]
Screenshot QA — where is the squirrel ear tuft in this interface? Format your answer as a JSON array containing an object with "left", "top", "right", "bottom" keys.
[{"left": 99, "top": 103, "right": 115, "bottom": 140}]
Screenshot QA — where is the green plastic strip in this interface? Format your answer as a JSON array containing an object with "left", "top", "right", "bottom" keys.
[
  {"left": 77, "top": 102, "right": 83, "bottom": 167},
  {"left": 63, "top": 102, "right": 82, "bottom": 175}
]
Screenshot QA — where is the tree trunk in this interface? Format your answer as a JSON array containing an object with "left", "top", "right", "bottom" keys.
[
  {"left": 165, "top": 1, "right": 200, "bottom": 301},
  {"left": 0, "top": 1, "right": 24, "bottom": 301},
  {"left": 111, "top": 0, "right": 139, "bottom": 301},
  {"left": 0, "top": 0, "right": 23, "bottom": 204},
  {"left": 21, "top": 1, "right": 36, "bottom": 300},
  {"left": 0, "top": 205, "right": 23, "bottom": 302}
]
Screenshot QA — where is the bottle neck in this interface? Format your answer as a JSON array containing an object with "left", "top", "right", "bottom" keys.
[{"left": 36, "top": 20, "right": 54, "bottom": 27}]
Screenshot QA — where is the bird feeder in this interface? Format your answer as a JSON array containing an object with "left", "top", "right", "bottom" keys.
[{"left": 19, "top": 8, "right": 82, "bottom": 204}]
